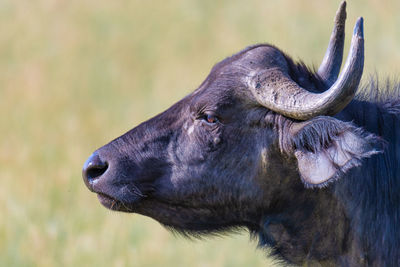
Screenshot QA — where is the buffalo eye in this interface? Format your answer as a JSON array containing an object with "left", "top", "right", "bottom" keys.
[{"left": 202, "top": 114, "right": 219, "bottom": 124}]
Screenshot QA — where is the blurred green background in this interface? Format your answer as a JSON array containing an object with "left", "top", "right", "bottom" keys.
[{"left": 1, "top": 0, "right": 399, "bottom": 266}]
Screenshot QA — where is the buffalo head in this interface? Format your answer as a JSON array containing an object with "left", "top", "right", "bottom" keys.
[{"left": 82, "top": 3, "right": 379, "bottom": 237}]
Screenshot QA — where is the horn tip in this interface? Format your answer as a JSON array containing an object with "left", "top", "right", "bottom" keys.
[
  {"left": 335, "top": 1, "right": 347, "bottom": 23},
  {"left": 353, "top": 17, "right": 364, "bottom": 38}
]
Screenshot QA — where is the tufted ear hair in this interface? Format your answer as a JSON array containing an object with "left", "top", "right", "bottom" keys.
[{"left": 284, "top": 117, "right": 383, "bottom": 187}]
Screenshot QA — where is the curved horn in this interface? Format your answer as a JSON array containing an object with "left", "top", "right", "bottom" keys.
[
  {"left": 251, "top": 18, "right": 364, "bottom": 121},
  {"left": 318, "top": 1, "right": 347, "bottom": 86}
]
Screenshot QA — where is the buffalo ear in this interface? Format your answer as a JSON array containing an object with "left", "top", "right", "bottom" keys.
[{"left": 290, "top": 117, "right": 382, "bottom": 187}]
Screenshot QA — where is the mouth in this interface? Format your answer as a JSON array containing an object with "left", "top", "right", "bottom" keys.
[
  {"left": 96, "top": 192, "right": 126, "bottom": 211},
  {"left": 95, "top": 190, "right": 146, "bottom": 212}
]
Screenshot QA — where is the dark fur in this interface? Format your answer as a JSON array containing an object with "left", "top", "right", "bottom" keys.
[{"left": 84, "top": 44, "right": 400, "bottom": 266}]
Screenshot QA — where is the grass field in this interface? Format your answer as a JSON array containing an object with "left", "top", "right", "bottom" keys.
[{"left": 1, "top": 0, "right": 400, "bottom": 266}]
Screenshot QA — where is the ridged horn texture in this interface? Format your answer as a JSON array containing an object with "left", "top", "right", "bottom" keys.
[
  {"left": 251, "top": 17, "right": 364, "bottom": 121},
  {"left": 318, "top": 1, "right": 347, "bottom": 87}
]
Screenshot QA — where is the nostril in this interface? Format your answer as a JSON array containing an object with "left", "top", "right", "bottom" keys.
[
  {"left": 86, "top": 163, "right": 108, "bottom": 181},
  {"left": 82, "top": 152, "right": 108, "bottom": 187}
]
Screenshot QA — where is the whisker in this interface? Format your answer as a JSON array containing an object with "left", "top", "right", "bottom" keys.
[
  {"left": 127, "top": 184, "right": 147, "bottom": 198},
  {"left": 110, "top": 200, "right": 116, "bottom": 210},
  {"left": 119, "top": 195, "right": 133, "bottom": 211}
]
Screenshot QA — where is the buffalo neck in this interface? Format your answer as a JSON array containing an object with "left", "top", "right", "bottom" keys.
[{"left": 256, "top": 98, "right": 400, "bottom": 266}]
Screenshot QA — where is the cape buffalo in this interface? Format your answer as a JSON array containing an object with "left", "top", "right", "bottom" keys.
[{"left": 82, "top": 2, "right": 400, "bottom": 266}]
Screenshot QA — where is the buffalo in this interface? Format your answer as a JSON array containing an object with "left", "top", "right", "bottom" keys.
[{"left": 82, "top": 2, "right": 400, "bottom": 266}]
